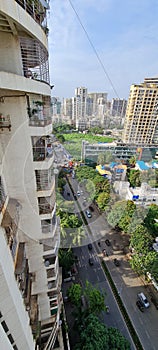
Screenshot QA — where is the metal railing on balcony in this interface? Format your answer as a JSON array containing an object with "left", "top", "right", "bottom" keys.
[
  {"left": 0, "top": 115, "right": 11, "bottom": 131},
  {"left": 39, "top": 203, "right": 55, "bottom": 215},
  {"left": 29, "top": 115, "right": 52, "bottom": 127},
  {"left": 0, "top": 177, "right": 7, "bottom": 212},
  {"left": 43, "top": 321, "right": 58, "bottom": 350},
  {"left": 20, "top": 37, "right": 50, "bottom": 84},
  {"left": 36, "top": 167, "right": 55, "bottom": 191},
  {"left": 41, "top": 221, "right": 56, "bottom": 234},
  {"left": 15, "top": 0, "right": 49, "bottom": 32},
  {"left": 33, "top": 146, "right": 54, "bottom": 161}
]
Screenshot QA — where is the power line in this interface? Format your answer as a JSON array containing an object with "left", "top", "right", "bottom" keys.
[{"left": 68, "top": 0, "right": 119, "bottom": 98}]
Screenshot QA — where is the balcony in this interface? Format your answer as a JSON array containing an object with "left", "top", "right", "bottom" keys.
[
  {"left": 36, "top": 166, "right": 55, "bottom": 192},
  {"left": 0, "top": 178, "right": 7, "bottom": 212},
  {"left": 38, "top": 202, "right": 55, "bottom": 215},
  {"left": 32, "top": 136, "right": 54, "bottom": 162},
  {"left": 0, "top": 114, "right": 11, "bottom": 131},
  {"left": 20, "top": 37, "right": 50, "bottom": 84},
  {"left": 44, "top": 255, "right": 56, "bottom": 267},
  {"left": 15, "top": 0, "right": 49, "bottom": 33},
  {"left": 41, "top": 216, "right": 57, "bottom": 236}
]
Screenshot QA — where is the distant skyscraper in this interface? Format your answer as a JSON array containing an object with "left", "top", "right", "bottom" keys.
[
  {"left": 88, "top": 92, "right": 107, "bottom": 116},
  {"left": 110, "top": 98, "right": 127, "bottom": 117},
  {"left": 122, "top": 77, "right": 158, "bottom": 144},
  {"left": 63, "top": 98, "right": 72, "bottom": 118}
]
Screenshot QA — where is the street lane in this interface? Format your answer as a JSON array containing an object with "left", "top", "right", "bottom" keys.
[{"left": 74, "top": 244, "right": 136, "bottom": 349}]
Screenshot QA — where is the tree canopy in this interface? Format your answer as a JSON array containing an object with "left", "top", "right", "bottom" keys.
[{"left": 75, "top": 314, "right": 130, "bottom": 350}]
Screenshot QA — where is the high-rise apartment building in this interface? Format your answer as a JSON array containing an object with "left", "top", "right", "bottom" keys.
[
  {"left": 110, "top": 98, "right": 127, "bottom": 117},
  {"left": 123, "top": 78, "right": 158, "bottom": 144},
  {"left": 63, "top": 98, "right": 73, "bottom": 119},
  {"left": 0, "top": 1, "right": 62, "bottom": 349},
  {"left": 87, "top": 92, "right": 107, "bottom": 116},
  {"left": 72, "top": 87, "right": 87, "bottom": 124}
]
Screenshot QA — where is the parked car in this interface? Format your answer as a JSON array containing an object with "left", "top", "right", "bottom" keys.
[
  {"left": 88, "top": 243, "right": 92, "bottom": 250},
  {"left": 85, "top": 210, "right": 92, "bottom": 218},
  {"left": 77, "top": 191, "right": 80, "bottom": 196},
  {"left": 136, "top": 300, "right": 144, "bottom": 312},
  {"left": 137, "top": 292, "right": 150, "bottom": 308},
  {"left": 88, "top": 257, "right": 94, "bottom": 266},
  {"left": 114, "top": 258, "right": 120, "bottom": 267},
  {"left": 105, "top": 239, "right": 110, "bottom": 246}
]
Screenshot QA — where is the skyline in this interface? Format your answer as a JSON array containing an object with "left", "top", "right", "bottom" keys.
[{"left": 48, "top": 0, "right": 158, "bottom": 100}]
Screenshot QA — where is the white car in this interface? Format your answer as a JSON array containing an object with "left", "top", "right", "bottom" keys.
[
  {"left": 77, "top": 191, "right": 80, "bottom": 196},
  {"left": 137, "top": 292, "right": 150, "bottom": 308},
  {"left": 85, "top": 210, "right": 92, "bottom": 218}
]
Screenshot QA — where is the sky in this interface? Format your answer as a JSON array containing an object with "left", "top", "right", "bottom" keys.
[{"left": 48, "top": 0, "right": 158, "bottom": 101}]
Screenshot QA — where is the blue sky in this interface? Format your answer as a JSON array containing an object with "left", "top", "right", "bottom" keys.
[{"left": 48, "top": 0, "right": 158, "bottom": 100}]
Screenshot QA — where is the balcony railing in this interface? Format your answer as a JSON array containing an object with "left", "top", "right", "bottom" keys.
[
  {"left": 39, "top": 203, "right": 55, "bottom": 215},
  {"left": 33, "top": 146, "right": 54, "bottom": 161},
  {"left": 36, "top": 167, "right": 55, "bottom": 191},
  {"left": 20, "top": 37, "right": 50, "bottom": 84},
  {"left": 0, "top": 115, "right": 11, "bottom": 131},
  {"left": 15, "top": 0, "right": 49, "bottom": 32},
  {"left": 44, "top": 256, "right": 56, "bottom": 267},
  {"left": 0, "top": 179, "right": 7, "bottom": 212},
  {"left": 29, "top": 115, "right": 52, "bottom": 127}
]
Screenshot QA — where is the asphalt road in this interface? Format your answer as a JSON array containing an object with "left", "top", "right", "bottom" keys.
[
  {"left": 62, "top": 180, "right": 136, "bottom": 349},
  {"left": 73, "top": 244, "right": 135, "bottom": 349},
  {"left": 66, "top": 176, "right": 158, "bottom": 350}
]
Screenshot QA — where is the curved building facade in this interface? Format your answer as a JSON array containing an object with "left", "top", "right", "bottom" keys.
[{"left": 0, "top": 1, "right": 62, "bottom": 349}]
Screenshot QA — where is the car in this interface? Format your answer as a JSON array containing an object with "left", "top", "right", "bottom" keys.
[
  {"left": 88, "top": 243, "right": 92, "bottom": 250},
  {"left": 136, "top": 300, "right": 144, "bottom": 312},
  {"left": 85, "top": 210, "right": 92, "bottom": 218},
  {"left": 105, "top": 239, "right": 110, "bottom": 246},
  {"left": 88, "top": 257, "right": 94, "bottom": 266},
  {"left": 114, "top": 258, "right": 120, "bottom": 266},
  {"left": 137, "top": 292, "right": 150, "bottom": 308},
  {"left": 77, "top": 191, "right": 80, "bottom": 196}
]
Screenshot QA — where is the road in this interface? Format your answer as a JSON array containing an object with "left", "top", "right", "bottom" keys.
[
  {"left": 66, "top": 176, "right": 158, "bottom": 350},
  {"left": 62, "top": 180, "right": 136, "bottom": 349},
  {"left": 73, "top": 244, "right": 135, "bottom": 349}
]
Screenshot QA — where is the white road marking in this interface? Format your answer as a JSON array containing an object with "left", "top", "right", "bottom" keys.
[{"left": 145, "top": 330, "right": 150, "bottom": 339}]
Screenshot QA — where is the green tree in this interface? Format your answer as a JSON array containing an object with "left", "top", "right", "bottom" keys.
[
  {"left": 58, "top": 248, "right": 74, "bottom": 271},
  {"left": 68, "top": 283, "right": 82, "bottom": 307},
  {"left": 70, "top": 227, "right": 85, "bottom": 247},
  {"left": 84, "top": 281, "right": 106, "bottom": 315},
  {"left": 96, "top": 192, "right": 110, "bottom": 211},
  {"left": 144, "top": 204, "right": 158, "bottom": 237},
  {"left": 129, "top": 156, "right": 136, "bottom": 166},
  {"left": 75, "top": 314, "right": 130, "bottom": 350},
  {"left": 128, "top": 169, "right": 141, "bottom": 187},
  {"left": 107, "top": 327, "right": 130, "bottom": 350},
  {"left": 107, "top": 200, "right": 136, "bottom": 232},
  {"left": 130, "top": 224, "right": 153, "bottom": 255},
  {"left": 56, "top": 134, "right": 65, "bottom": 143}
]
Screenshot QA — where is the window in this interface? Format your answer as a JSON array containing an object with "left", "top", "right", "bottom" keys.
[
  {"left": 8, "top": 334, "right": 14, "bottom": 344},
  {"left": 1, "top": 320, "right": 9, "bottom": 332},
  {"left": 13, "top": 345, "right": 18, "bottom": 350}
]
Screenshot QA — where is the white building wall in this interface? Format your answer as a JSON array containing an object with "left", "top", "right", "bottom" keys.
[{"left": 0, "top": 228, "right": 34, "bottom": 349}]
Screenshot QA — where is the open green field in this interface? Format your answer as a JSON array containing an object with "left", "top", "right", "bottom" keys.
[{"left": 63, "top": 133, "right": 114, "bottom": 160}]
